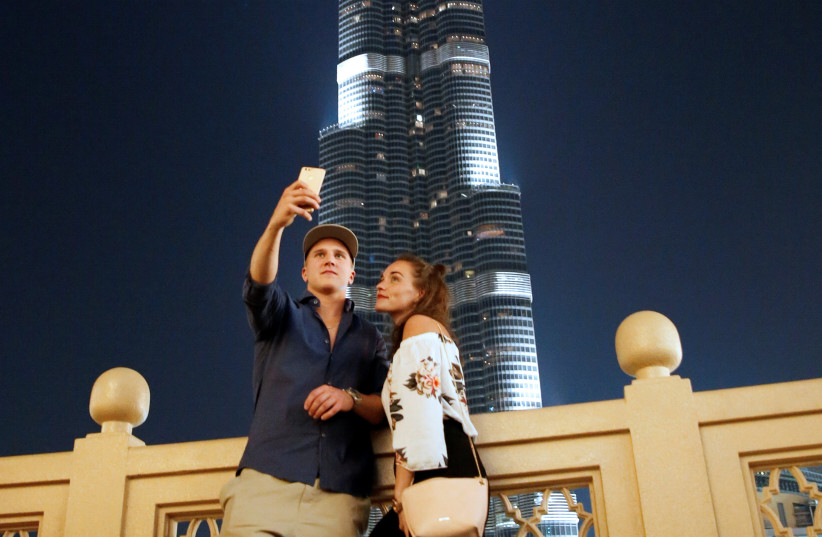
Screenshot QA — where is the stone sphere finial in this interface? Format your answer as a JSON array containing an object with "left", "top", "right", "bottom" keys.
[
  {"left": 615, "top": 311, "right": 682, "bottom": 379},
  {"left": 89, "top": 367, "right": 150, "bottom": 434}
]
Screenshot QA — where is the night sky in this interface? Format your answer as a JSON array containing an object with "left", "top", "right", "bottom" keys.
[{"left": 2, "top": 1, "right": 820, "bottom": 457}]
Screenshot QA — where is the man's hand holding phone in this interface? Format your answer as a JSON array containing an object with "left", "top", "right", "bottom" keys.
[
  {"left": 270, "top": 167, "right": 325, "bottom": 229},
  {"left": 298, "top": 166, "right": 325, "bottom": 199}
]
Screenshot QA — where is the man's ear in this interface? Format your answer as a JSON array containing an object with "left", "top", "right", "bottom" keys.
[
  {"left": 347, "top": 269, "right": 356, "bottom": 285},
  {"left": 301, "top": 266, "right": 308, "bottom": 283}
]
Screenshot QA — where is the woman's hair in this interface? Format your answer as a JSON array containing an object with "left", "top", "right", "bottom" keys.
[{"left": 389, "top": 253, "right": 452, "bottom": 355}]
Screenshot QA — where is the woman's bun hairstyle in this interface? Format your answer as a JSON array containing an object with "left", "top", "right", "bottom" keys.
[{"left": 433, "top": 263, "right": 447, "bottom": 278}]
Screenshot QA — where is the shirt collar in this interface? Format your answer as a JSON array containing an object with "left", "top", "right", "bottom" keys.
[{"left": 299, "top": 292, "right": 355, "bottom": 312}]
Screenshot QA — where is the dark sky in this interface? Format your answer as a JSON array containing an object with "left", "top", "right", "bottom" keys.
[{"left": 2, "top": 1, "right": 820, "bottom": 457}]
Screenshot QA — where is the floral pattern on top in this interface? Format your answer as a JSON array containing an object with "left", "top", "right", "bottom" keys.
[
  {"left": 403, "top": 355, "right": 440, "bottom": 397},
  {"left": 380, "top": 331, "right": 479, "bottom": 472}
]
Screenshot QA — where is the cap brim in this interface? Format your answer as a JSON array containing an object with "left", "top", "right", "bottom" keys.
[{"left": 303, "top": 224, "right": 359, "bottom": 260}]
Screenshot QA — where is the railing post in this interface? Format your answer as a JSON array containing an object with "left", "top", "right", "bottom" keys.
[
  {"left": 63, "top": 367, "right": 149, "bottom": 537},
  {"left": 617, "top": 311, "right": 720, "bottom": 537}
]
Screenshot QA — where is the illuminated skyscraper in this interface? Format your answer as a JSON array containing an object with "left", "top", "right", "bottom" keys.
[{"left": 319, "top": 0, "right": 542, "bottom": 413}]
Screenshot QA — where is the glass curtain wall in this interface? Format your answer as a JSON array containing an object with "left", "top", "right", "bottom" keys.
[{"left": 319, "top": 0, "right": 542, "bottom": 413}]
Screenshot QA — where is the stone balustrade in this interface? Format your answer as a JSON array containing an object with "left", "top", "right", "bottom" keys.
[{"left": 1, "top": 311, "right": 821, "bottom": 537}]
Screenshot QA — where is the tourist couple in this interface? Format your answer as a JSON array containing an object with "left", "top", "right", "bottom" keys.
[{"left": 219, "top": 178, "right": 486, "bottom": 537}]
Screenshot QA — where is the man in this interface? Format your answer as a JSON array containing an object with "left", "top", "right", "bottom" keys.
[{"left": 220, "top": 178, "right": 389, "bottom": 537}]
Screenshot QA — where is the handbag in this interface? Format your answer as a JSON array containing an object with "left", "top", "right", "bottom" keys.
[{"left": 400, "top": 324, "right": 489, "bottom": 537}]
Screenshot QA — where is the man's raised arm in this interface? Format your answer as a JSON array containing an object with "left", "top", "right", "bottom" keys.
[{"left": 250, "top": 179, "right": 321, "bottom": 284}]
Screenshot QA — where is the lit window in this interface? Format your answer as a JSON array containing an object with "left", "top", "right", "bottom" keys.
[
  {"left": 336, "top": 198, "right": 365, "bottom": 208},
  {"left": 475, "top": 224, "right": 505, "bottom": 239}
]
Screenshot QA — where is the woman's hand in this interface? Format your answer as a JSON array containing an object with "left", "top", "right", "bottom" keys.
[{"left": 398, "top": 509, "right": 410, "bottom": 537}]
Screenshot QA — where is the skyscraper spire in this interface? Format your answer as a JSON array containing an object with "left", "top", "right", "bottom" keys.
[{"left": 319, "top": 0, "right": 542, "bottom": 413}]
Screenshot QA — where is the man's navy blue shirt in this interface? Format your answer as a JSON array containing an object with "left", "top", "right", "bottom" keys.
[{"left": 238, "top": 275, "right": 388, "bottom": 498}]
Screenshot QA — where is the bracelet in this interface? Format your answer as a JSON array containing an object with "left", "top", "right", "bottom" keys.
[{"left": 392, "top": 497, "right": 403, "bottom": 514}]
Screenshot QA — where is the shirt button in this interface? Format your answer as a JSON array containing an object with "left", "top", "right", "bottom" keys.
[
  {"left": 321, "top": 433, "right": 326, "bottom": 438},
  {"left": 324, "top": 338, "right": 329, "bottom": 344}
]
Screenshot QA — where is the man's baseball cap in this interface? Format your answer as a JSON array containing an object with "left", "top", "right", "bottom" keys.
[{"left": 303, "top": 224, "right": 358, "bottom": 260}]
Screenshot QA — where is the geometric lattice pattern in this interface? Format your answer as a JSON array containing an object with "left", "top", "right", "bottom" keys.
[
  {"left": 1, "top": 525, "right": 38, "bottom": 537},
  {"left": 756, "top": 465, "right": 822, "bottom": 537},
  {"left": 172, "top": 518, "right": 221, "bottom": 537},
  {"left": 497, "top": 489, "right": 593, "bottom": 537},
  {"left": 365, "top": 486, "right": 596, "bottom": 537}
]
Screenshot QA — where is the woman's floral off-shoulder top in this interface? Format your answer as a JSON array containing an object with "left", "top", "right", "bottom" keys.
[{"left": 380, "top": 331, "right": 478, "bottom": 471}]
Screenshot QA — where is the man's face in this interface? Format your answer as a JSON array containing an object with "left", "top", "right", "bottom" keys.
[{"left": 301, "top": 238, "right": 355, "bottom": 294}]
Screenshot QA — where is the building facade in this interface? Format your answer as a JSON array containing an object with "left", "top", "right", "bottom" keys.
[{"left": 319, "top": 0, "right": 542, "bottom": 413}]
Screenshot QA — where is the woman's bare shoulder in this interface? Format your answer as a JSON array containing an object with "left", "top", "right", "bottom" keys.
[{"left": 402, "top": 314, "right": 442, "bottom": 339}]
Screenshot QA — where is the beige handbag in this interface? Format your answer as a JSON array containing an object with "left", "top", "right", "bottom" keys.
[
  {"left": 401, "top": 467, "right": 488, "bottom": 537},
  {"left": 400, "top": 324, "right": 489, "bottom": 537}
]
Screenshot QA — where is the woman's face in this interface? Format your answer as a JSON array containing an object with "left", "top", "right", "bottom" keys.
[{"left": 375, "top": 260, "right": 422, "bottom": 322}]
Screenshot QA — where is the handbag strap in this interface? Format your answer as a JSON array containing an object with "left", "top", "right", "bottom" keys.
[{"left": 435, "top": 322, "right": 484, "bottom": 483}]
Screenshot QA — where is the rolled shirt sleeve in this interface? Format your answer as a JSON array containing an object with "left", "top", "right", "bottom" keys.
[{"left": 243, "top": 273, "right": 288, "bottom": 339}]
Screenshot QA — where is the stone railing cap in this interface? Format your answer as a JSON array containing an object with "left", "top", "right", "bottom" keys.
[
  {"left": 89, "top": 367, "right": 150, "bottom": 434},
  {"left": 615, "top": 311, "right": 682, "bottom": 379}
]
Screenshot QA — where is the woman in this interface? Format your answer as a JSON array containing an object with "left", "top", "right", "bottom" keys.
[{"left": 370, "top": 253, "right": 486, "bottom": 537}]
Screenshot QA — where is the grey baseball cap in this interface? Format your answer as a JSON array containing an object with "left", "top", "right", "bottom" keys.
[{"left": 302, "top": 224, "right": 358, "bottom": 260}]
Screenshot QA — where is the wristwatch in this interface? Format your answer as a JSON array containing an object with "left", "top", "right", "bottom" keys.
[
  {"left": 392, "top": 497, "right": 403, "bottom": 514},
  {"left": 345, "top": 387, "right": 363, "bottom": 408}
]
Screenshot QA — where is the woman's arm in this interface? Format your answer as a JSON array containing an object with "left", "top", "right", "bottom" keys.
[
  {"left": 394, "top": 464, "right": 415, "bottom": 537},
  {"left": 391, "top": 314, "right": 450, "bottom": 536}
]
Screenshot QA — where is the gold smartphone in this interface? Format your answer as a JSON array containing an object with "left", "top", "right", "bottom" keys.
[
  {"left": 298, "top": 166, "right": 325, "bottom": 213},
  {"left": 298, "top": 166, "right": 326, "bottom": 195}
]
